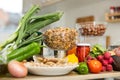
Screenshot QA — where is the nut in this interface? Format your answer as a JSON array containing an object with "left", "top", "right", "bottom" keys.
[{"left": 26, "top": 57, "right": 76, "bottom": 67}]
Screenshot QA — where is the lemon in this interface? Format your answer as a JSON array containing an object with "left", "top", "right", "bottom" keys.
[{"left": 67, "top": 53, "right": 78, "bottom": 63}]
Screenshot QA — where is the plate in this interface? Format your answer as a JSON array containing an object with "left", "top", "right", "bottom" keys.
[{"left": 25, "top": 63, "right": 78, "bottom": 76}]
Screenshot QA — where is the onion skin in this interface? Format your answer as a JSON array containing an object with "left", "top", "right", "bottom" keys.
[
  {"left": 113, "top": 47, "right": 120, "bottom": 56},
  {"left": 8, "top": 60, "right": 28, "bottom": 78}
]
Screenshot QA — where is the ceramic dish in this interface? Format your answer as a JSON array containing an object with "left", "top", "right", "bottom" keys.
[{"left": 25, "top": 63, "right": 78, "bottom": 76}]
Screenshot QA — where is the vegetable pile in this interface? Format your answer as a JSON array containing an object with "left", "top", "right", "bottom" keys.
[
  {"left": 75, "top": 44, "right": 114, "bottom": 74},
  {"left": 0, "top": 5, "right": 63, "bottom": 64}
]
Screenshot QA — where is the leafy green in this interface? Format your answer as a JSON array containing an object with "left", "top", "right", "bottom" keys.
[
  {"left": 0, "top": 5, "right": 63, "bottom": 50},
  {"left": 90, "top": 44, "right": 106, "bottom": 57}
]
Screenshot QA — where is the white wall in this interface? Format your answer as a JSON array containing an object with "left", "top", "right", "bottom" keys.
[
  {"left": 43, "top": 0, "right": 120, "bottom": 45},
  {"left": 23, "top": 0, "right": 120, "bottom": 46},
  {"left": 62, "top": 0, "right": 120, "bottom": 45}
]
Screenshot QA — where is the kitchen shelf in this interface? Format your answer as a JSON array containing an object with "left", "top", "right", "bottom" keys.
[
  {"left": 1, "top": 71, "right": 120, "bottom": 80},
  {"left": 40, "top": 0, "right": 64, "bottom": 7},
  {"left": 105, "top": 13, "right": 120, "bottom": 22}
]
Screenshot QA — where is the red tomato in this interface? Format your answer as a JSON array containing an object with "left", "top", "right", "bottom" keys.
[{"left": 88, "top": 60, "right": 102, "bottom": 73}]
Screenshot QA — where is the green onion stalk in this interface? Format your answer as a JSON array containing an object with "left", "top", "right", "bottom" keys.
[{"left": 0, "top": 5, "right": 63, "bottom": 63}]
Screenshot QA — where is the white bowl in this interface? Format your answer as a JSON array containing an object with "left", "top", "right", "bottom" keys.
[{"left": 25, "top": 63, "right": 78, "bottom": 76}]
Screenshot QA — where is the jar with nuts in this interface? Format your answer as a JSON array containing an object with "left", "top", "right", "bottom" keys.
[
  {"left": 77, "top": 22, "right": 107, "bottom": 36},
  {"left": 43, "top": 27, "right": 78, "bottom": 58}
]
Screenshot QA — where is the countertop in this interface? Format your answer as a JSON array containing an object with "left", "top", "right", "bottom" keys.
[{"left": 1, "top": 71, "right": 120, "bottom": 80}]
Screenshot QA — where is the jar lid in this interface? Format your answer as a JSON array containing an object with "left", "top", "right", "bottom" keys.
[{"left": 76, "top": 43, "right": 90, "bottom": 46}]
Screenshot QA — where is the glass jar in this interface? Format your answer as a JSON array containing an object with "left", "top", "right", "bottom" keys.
[
  {"left": 76, "top": 22, "right": 107, "bottom": 37},
  {"left": 76, "top": 43, "right": 90, "bottom": 62},
  {"left": 43, "top": 27, "right": 77, "bottom": 50}
]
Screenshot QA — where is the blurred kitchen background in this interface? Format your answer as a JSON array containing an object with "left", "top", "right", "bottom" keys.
[
  {"left": 0, "top": 0, "right": 22, "bottom": 42},
  {"left": 0, "top": 0, "right": 120, "bottom": 49}
]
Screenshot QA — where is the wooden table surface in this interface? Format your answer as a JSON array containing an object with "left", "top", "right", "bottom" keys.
[{"left": 1, "top": 71, "right": 120, "bottom": 80}]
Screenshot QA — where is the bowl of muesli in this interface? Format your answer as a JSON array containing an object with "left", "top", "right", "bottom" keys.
[
  {"left": 24, "top": 57, "right": 78, "bottom": 76},
  {"left": 43, "top": 27, "right": 77, "bottom": 50}
]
